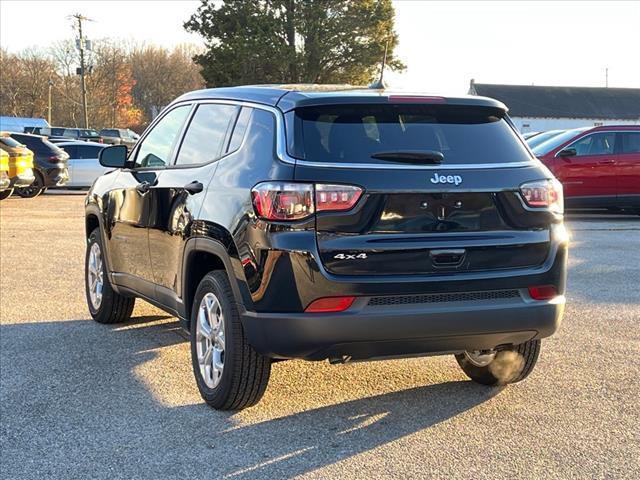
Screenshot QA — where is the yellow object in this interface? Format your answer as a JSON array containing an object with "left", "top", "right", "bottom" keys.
[
  {"left": 0, "top": 149, "right": 9, "bottom": 173},
  {"left": 0, "top": 132, "right": 34, "bottom": 178}
]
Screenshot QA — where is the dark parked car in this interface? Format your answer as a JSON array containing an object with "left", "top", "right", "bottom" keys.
[
  {"left": 9, "top": 133, "right": 69, "bottom": 197},
  {"left": 533, "top": 125, "right": 640, "bottom": 212},
  {"left": 85, "top": 85, "right": 568, "bottom": 410},
  {"left": 99, "top": 128, "right": 139, "bottom": 150}
]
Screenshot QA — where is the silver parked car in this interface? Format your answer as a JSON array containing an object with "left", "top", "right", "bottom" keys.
[{"left": 56, "top": 141, "right": 109, "bottom": 188}]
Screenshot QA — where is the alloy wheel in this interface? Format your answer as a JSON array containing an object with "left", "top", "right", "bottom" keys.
[
  {"left": 196, "top": 292, "right": 226, "bottom": 389},
  {"left": 87, "top": 242, "right": 104, "bottom": 310}
]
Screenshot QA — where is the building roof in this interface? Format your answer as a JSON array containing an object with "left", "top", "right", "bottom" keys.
[
  {"left": 469, "top": 81, "right": 640, "bottom": 120},
  {"left": 175, "top": 84, "right": 508, "bottom": 112}
]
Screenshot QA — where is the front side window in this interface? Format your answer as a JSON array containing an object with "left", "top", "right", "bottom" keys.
[
  {"left": 175, "top": 103, "right": 238, "bottom": 166},
  {"left": 620, "top": 132, "right": 640, "bottom": 154},
  {"left": 135, "top": 105, "right": 190, "bottom": 168},
  {"left": 569, "top": 132, "right": 616, "bottom": 156}
]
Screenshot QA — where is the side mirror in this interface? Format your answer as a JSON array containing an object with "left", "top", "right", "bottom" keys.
[
  {"left": 99, "top": 144, "right": 128, "bottom": 167},
  {"left": 557, "top": 148, "right": 577, "bottom": 158}
]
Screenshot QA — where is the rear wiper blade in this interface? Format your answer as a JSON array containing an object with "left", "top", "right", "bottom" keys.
[{"left": 370, "top": 150, "right": 444, "bottom": 164}]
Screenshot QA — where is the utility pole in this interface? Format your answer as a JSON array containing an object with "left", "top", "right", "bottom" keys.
[
  {"left": 605, "top": 67, "right": 609, "bottom": 88},
  {"left": 47, "top": 79, "right": 53, "bottom": 124},
  {"left": 72, "top": 13, "right": 90, "bottom": 128}
]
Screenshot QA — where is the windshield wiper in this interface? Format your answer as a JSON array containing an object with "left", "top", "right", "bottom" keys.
[{"left": 371, "top": 150, "right": 444, "bottom": 164}]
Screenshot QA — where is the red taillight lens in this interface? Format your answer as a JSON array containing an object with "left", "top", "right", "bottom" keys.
[
  {"left": 315, "top": 184, "right": 362, "bottom": 212},
  {"left": 520, "top": 179, "right": 564, "bottom": 214},
  {"left": 305, "top": 296, "right": 356, "bottom": 313},
  {"left": 528, "top": 285, "right": 557, "bottom": 300},
  {"left": 251, "top": 182, "right": 314, "bottom": 220},
  {"left": 251, "top": 183, "right": 362, "bottom": 221}
]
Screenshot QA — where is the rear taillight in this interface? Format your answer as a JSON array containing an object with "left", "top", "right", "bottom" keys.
[
  {"left": 520, "top": 179, "right": 564, "bottom": 215},
  {"left": 251, "top": 182, "right": 363, "bottom": 221},
  {"left": 315, "top": 184, "right": 362, "bottom": 212},
  {"left": 528, "top": 285, "right": 557, "bottom": 300},
  {"left": 305, "top": 296, "right": 356, "bottom": 313}
]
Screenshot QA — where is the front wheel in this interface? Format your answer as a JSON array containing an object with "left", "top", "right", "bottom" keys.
[
  {"left": 85, "top": 227, "right": 135, "bottom": 324},
  {"left": 455, "top": 339, "right": 541, "bottom": 386},
  {"left": 190, "top": 271, "right": 271, "bottom": 410},
  {"left": 15, "top": 172, "right": 45, "bottom": 198}
]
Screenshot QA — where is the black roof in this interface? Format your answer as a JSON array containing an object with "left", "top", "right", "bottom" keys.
[
  {"left": 175, "top": 85, "right": 508, "bottom": 112},
  {"left": 470, "top": 82, "right": 640, "bottom": 120}
]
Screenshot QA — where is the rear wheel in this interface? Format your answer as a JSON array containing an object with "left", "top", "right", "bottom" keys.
[
  {"left": 0, "top": 188, "right": 13, "bottom": 200},
  {"left": 85, "top": 227, "right": 135, "bottom": 324},
  {"left": 190, "top": 270, "right": 271, "bottom": 410},
  {"left": 455, "top": 339, "right": 541, "bottom": 386},
  {"left": 15, "top": 172, "right": 44, "bottom": 198}
]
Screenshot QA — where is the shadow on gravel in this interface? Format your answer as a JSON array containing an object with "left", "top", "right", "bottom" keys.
[{"left": 0, "top": 316, "right": 501, "bottom": 479}]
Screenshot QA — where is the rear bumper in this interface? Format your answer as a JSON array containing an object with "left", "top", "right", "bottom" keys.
[
  {"left": 242, "top": 295, "right": 564, "bottom": 361},
  {"left": 237, "top": 223, "right": 568, "bottom": 361}
]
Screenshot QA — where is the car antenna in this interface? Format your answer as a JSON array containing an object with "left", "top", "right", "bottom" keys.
[{"left": 369, "top": 38, "right": 389, "bottom": 90}]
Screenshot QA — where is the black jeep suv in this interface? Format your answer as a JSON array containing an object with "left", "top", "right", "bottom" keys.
[{"left": 85, "top": 85, "right": 567, "bottom": 410}]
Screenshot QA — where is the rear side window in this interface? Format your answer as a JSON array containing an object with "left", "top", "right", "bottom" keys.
[
  {"left": 175, "top": 103, "right": 238, "bottom": 166},
  {"left": 62, "top": 145, "right": 77, "bottom": 157},
  {"left": 227, "top": 107, "right": 252, "bottom": 153},
  {"left": 291, "top": 104, "right": 532, "bottom": 165},
  {"left": 63, "top": 129, "right": 79, "bottom": 137},
  {"left": 620, "top": 132, "right": 640, "bottom": 154},
  {"left": 76, "top": 145, "right": 103, "bottom": 159}
]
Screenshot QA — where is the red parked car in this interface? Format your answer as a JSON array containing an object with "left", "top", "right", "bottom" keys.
[{"left": 532, "top": 126, "right": 640, "bottom": 213}]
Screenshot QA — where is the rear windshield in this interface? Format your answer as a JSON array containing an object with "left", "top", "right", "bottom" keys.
[
  {"left": 526, "top": 130, "right": 563, "bottom": 149},
  {"left": 0, "top": 136, "right": 23, "bottom": 148},
  {"left": 290, "top": 104, "right": 532, "bottom": 165}
]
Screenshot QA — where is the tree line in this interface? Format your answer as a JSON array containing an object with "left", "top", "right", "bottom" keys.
[
  {"left": 0, "top": 42, "right": 205, "bottom": 132},
  {"left": 1, "top": 0, "right": 402, "bottom": 132}
]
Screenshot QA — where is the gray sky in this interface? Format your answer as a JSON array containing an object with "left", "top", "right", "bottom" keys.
[{"left": 1, "top": 0, "right": 638, "bottom": 94}]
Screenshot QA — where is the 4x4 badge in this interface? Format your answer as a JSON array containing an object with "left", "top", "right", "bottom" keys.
[{"left": 430, "top": 173, "right": 463, "bottom": 186}]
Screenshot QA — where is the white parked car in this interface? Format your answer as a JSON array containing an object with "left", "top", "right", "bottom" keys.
[{"left": 56, "top": 141, "right": 108, "bottom": 188}]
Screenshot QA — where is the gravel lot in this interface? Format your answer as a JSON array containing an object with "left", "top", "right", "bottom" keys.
[{"left": 1, "top": 192, "right": 639, "bottom": 479}]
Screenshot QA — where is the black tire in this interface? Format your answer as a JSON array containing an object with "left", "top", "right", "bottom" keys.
[
  {"left": 190, "top": 270, "right": 271, "bottom": 410},
  {"left": 15, "top": 172, "right": 45, "bottom": 198},
  {"left": 455, "top": 339, "right": 541, "bottom": 386},
  {"left": 0, "top": 188, "right": 13, "bottom": 200},
  {"left": 85, "top": 227, "right": 135, "bottom": 324}
]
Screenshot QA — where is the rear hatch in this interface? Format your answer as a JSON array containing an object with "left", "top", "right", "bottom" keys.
[{"left": 288, "top": 99, "right": 552, "bottom": 276}]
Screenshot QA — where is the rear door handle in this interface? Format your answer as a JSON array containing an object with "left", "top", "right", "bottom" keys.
[
  {"left": 184, "top": 180, "right": 204, "bottom": 195},
  {"left": 598, "top": 159, "right": 615, "bottom": 164}
]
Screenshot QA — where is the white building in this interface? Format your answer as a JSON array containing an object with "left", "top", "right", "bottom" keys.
[{"left": 469, "top": 80, "right": 640, "bottom": 133}]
